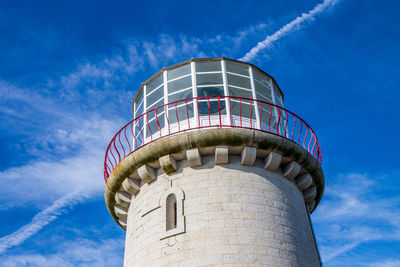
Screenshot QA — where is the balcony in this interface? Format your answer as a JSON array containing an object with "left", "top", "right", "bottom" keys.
[{"left": 104, "top": 96, "right": 322, "bottom": 182}]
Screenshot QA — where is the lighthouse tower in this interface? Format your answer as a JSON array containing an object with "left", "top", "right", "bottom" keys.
[{"left": 103, "top": 58, "right": 324, "bottom": 267}]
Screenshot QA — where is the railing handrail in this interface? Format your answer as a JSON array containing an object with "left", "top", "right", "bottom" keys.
[{"left": 104, "top": 96, "right": 322, "bottom": 182}]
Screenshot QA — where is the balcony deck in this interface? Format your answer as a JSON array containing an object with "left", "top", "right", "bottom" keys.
[{"left": 104, "top": 96, "right": 322, "bottom": 183}]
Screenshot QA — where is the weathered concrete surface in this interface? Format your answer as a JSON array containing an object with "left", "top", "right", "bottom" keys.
[{"left": 104, "top": 128, "right": 325, "bottom": 228}]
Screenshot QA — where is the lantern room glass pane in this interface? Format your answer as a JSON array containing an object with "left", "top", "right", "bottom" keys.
[
  {"left": 227, "top": 74, "right": 251, "bottom": 89},
  {"left": 253, "top": 69, "right": 271, "bottom": 88},
  {"left": 168, "top": 64, "right": 191, "bottom": 80},
  {"left": 146, "top": 107, "right": 165, "bottom": 138},
  {"left": 230, "top": 99, "right": 256, "bottom": 119},
  {"left": 256, "top": 91, "right": 272, "bottom": 104},
  {"left": 228, "top": 86, "right": 252, "bottom": 98},
  {"left": 196, "top": 73, "right": 223, "bottom": 86},
  {"left": 167, "top": 102, "right": 194, "bottom": 124},
  {"left": 198, "top": 98, "right": 226, "bottom": 116},
  {"left": 146, "top": 86, "right": 164, "bottom": 108},
  {"left": 147, "top": 74, "right": 163, "bottom": 93},
  {"left": 134, "top": 92, "right": 144, "bottom": 117},
  {"left": 168, "top": 76, "right": 192, "bottom": 94},
  {"left": 196, "top": 61, "right": 221, "bottom": 72},
  {"left": 226, "top": 61, "right": 249, "bottom": 76},
  {"left": 134, "top": 116, "right": 144, "bottom": 147},
  {"left": 273, "top": 84, "right": 283, "bottom": 107},
  {"left": 168, "top": 88, "right": 192, "bottom": 103},
  {"left": 198, "top": 86, "right": 224, "bottom": 97},
  {"left": 254, "top": 82, "right": 272, "bottom": 102}
]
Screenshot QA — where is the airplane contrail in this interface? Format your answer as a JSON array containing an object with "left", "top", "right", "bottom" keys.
[
  {"left": 0, "top": 188, "right": 85, "bottom": 254},
  {"left": 239, "top": 0, "right": 341, "bottom": 62}
]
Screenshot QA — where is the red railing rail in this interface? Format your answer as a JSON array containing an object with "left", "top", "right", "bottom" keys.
[{"left": 104, "top": 96, "right": 322, "bottom": 182}]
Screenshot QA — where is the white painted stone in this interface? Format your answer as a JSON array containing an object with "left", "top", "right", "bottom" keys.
[
  {"left": 282, "top": 161, "right": 301, "bottom": 180},
  {"left": 186, "top": 148, "right": 202, "bottom": 167},
  {"left": 240, "top": 146, "right": 257, "bottom": 166},
  {"left": 264, "top": 151, "right": 282, "bottom": 171},
  {"left": 137, "top": 164, "right": 156, "bottom": 183},
  {"left": 215, "top": 146, "right": 229, "bottom": 165}
]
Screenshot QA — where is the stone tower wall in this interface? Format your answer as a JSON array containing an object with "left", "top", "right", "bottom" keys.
[{"left": 123, "top": 155, "right": 320, "bottom": 267}]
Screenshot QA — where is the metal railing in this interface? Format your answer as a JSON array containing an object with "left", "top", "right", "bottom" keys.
[{"left": 104, "top": 96, "right": 322, "bottom": 182}]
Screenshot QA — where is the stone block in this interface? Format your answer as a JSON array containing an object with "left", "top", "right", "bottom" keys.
[
  {"left": 282, "top": 161, "right": 301, "bottom": 180},
  {"left": 159, "top": 154, "right": 177, "bottom": 174},
  {"left": 186, "top": 148, "right": 202, "bottom": 167},
  {"left": 241, "top": 146, "right": 257, "bottom": 166},
  {"left": 303, "top": 186, "right": 317, "bottom": 202},
  {"left": 115, "top": 190, "right": 131, "bottom": 207},
  {"left": 122, "top": 178, "right": 140, "bottom": 195},
  {"left": 119, "top": 217, "right": 127, "bottom": 228},
  {"left": 264, "top": 152, "right": 282, "bottom": 171},
  {"left": 215, "top": 146, "right": 229, "bottom": 165},
  {"left": 138, "top": 164, "right": 156, "bottom": 183},
  {"left": 307, "top": 200, "right": 316, "bottom": 211},
  {"left": 114, "top": 204, "right": 128, "bottom": 220},
  {"left": 295, "top": 173, "right": 312, "bottom": 191}
]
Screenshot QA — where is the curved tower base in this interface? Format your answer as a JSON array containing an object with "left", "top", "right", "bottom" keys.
[{"left": 125, "top": 159, "right": 320, "bottom": 266}]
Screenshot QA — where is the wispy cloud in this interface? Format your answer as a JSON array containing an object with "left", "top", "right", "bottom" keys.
[
  {"left": 314, "top": 172, "right": 400, "bottom": 264},
  {"left": 0, "top": 189, "right": 85, "bottom": 254},
  {"left": 368, "top": 259, "right": 400, "bottom": 267},
  {"left": 0, "top": 237, "right": 124, "bottom": 267},
  {"left": 239, "top": 0, "right": 342, "bottom": 62}
]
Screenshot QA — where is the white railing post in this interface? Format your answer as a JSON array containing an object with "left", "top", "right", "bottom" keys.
[
  {"left": 143, "top": 84, "right": 147, "bottom": 143},
  {"left": 133, "top": 100, "right": 136, "bottom": 150},
  {"left": 191, "top": 61, "right": 199, "bottom": 128},
  {"left": 221, "top": 59, "right": 231, "bottom": 126},
  {"left": 163, "top": 70, "right": 169, "bottom": 135},
  {"left": 249, "top": 66, "right": 260, "bottom": 129}
]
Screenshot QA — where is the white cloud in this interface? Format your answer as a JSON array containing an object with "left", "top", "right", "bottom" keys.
[
  {"left": 0, "top": 238, "right": 124, "bottom": 267},
  {"left": 239, "top": 0, "right": 342, "bottom": 62},
  {"left": 313, "top": 172, "right": 400, "bottom": 264},
  {"left": 368, "top": 259, "right": 400, "bottom": 267},
  {"left": 0, "top": 189, "right": 86, "bottom": 254}
]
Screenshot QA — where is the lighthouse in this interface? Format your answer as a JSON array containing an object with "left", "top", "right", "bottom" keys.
[{"left": 103, "top": 58, "right": 324, "bottom": 266}]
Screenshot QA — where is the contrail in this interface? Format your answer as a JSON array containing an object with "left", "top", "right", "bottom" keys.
[
  {"left": 239, "top": 0, "right": 341, "bottom": 62},
  {"left": 323, "top": 241, "right": 359, "bottom": 262},
  {"left": 0, "top": 189, "right": 85, "bottom": 254}
]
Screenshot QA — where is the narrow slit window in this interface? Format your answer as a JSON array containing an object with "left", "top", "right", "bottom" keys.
[
  {"left": 166, "top": 194, "right": 177, "bottom": 230},
  {"left": 160, "top": 186, "right": 185, "bottom": 239}
]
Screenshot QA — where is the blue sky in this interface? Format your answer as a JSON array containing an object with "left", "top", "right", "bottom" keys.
[{"left": 0, "top": 0, "right": 399, "bottom": 266}]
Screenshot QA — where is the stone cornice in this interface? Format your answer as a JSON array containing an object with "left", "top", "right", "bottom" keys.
[{"left": 105, "top": 128, "right": 324, "bottom": 229}]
